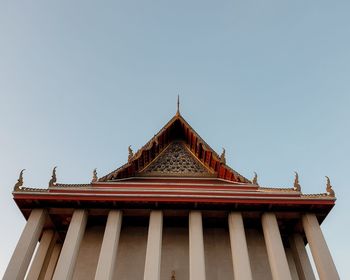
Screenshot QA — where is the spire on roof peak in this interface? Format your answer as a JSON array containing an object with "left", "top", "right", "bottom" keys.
[{"left": 176, "top": 95, "right": 180, "bottom": 116}]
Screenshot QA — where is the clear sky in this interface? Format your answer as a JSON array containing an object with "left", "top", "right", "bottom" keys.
[{"left": 1, "top": 0, "right": 349, "bottom": 278}]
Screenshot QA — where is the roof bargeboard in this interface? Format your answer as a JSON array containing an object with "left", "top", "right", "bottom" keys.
[{"left": 99, "top": 113, "right": 250, "bottom": 183}]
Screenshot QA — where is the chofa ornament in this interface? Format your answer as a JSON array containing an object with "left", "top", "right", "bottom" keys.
[
  {"left": 325, "top": 176, "right": 335, "bottom": 197},
  {"left": 49, "top": 166, "right": 57, "bottom": 187},
  {"left": 92, "top": 168, "right": 98, "bottom": 183},
  {"left": 128, "top": 145, "right": 134, "bottom": 162},
  {"left": 14, "top": 169, "right": 25, "bottom": 191},
  {"left": 293, "top": 171, "right": 301, "bottom": 191},
  {"left": 220, "top": 148, "right": 226, "bottom": 165},
  {"left": 252, "top": 172, "right": 259, "bottom": 185}
]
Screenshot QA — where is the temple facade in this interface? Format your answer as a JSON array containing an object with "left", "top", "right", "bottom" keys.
[{"left": 4, "top": 108, "right": 339, "bottom": 280}]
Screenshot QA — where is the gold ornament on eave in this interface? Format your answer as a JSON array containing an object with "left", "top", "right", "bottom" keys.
[
  {"left": 49, "top": 166, "right": 57, "bottom": 187},
  {"left": 14, "top": 169, "right": 25, "bottom": 191},
  {"left": 325, "top": 176, "right": 335, "bottom": 197},
  {"left": 293, "top": 171, "right": 301, "bottom": 191},
  {"left": 252, "top": 172, "right": 259, "bottom": 186},
  {"left": 92, "top": 168, "right": 98, "bottom": 183},
  {"left": 128, "top": 146, "right": 134, "bottom": 162},
  {"left": 220, "top": 148, "right": 226, "bottom": 165}
]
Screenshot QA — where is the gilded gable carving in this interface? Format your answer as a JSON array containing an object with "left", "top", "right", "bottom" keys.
[{"left": 139, "top": 141, "right": 212, "bottom": 177}]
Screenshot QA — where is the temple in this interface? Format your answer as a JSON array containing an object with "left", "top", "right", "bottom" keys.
[{"left": 4, "top": 105, "right": 339, "bottom": 280}]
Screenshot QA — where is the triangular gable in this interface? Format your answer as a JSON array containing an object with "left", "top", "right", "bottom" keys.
[
  {"left": 99, "top": 113, "right": 250, "bottom": 183},
  {"left": 139, "top": 141, "right": 214, "bottom": 177}
]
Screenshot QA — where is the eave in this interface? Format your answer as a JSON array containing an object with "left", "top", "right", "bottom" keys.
[{"left": 13, "top": 181, "right": 335, "bottom": 224}]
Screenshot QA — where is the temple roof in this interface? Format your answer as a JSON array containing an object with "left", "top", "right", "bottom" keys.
[
  {"left": 99, "top": 112, "right": 250, "bottom": 183},
  {"left": 11, "top": 107, "right": 336, "bottom": 222}
]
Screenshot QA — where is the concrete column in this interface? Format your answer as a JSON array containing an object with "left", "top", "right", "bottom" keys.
[
  {"left": 43, "top": 243, "right": 62, "bottom": 280},
  {"left": 261, "top": 213, "right": 292, "bottom": 280},
  {"left": 302, "top": 213, "right": 339, "bottom": 280},
  {"left": 189, "top": 211, "right": 206, "bottom": 280},
  {"left": 26, "top": 229, "right": 56, "bottom": 280},
  {"left": 52, "top": 209, "right": 88, "bottom": 280},
  {"left": 94, "top": 210, "right": 123, "bottom": 280},
  {"left": 228, "top": 212, "right": 252, "bottom": 280},
  {"left": 289, "top": 233, "right": 316, "bottom": 280},
  {"left": 143, "top": 211, "right": 163, "bottom": 280},
  {"left": 3, "top": 209, "right": 47, "bottom": 280}
]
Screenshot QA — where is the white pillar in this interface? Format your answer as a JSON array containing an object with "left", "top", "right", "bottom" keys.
[
  {"left": 189, "top": 211, "right": 206, "bottom": 280},
  {"left": 43, "top": 243, "right": 62, "bottom": 280},
  {"left": 143, "top": 211, "right": 163, "bottom": 280},
  {"left": 261, "top": 213, "right": 292, "bottom": 280},
  {"left": 52, "top": 209, "right": 88, "bottom": 280},
  {"left": 289, "top": 233, "right": 316, "bottom": 280},
  {"left": 94, "top": 210, "right": 123, "bottom": 280},
  {"left": 302, "top": 213, "right": 339, "bottom": 280},
  {"left": 3, "top": 209, "right": 47, "bottom": 280},
  {"left": 26, "top": 229, "right": 56, "bottom": 280},
  {"left": 228, "top": 212, "right": 252, "bottom": 280}
]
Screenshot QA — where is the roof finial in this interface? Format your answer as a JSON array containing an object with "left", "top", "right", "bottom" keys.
[
  {"left": 176, "top": 94, "right": 180, "bottom": 115},
  {"left": 91, "top": 168, "right": 98, "bottom": 183},
  {"left": 49, "top": 166, "right": 57, "bottom": 187},
  {"left": 220, "top": 148, "right": 226, "bottom": 164},
  {"left": 14, "top": 169, "right": 25, "bottom": 191},
  {"left": 325, "top": 176, "right": 335, "bottom": 197},
  {"left": 252, "top": 172, "right": 259, "bottom": 185},
  {"left": 128, "top": 145, "right": 134, "bottom": 162},
  {"left": 293, "top": 171, "right": 301, "bottom": 191}
]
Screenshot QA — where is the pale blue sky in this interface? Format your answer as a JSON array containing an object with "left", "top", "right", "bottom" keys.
[{"left": 1, "top": 0, "right": 349, "bottom": 278}]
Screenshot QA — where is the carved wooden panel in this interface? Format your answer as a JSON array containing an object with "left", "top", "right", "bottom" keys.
[{"left": 139, "top": 141, "right": 212, "bottom": 177}]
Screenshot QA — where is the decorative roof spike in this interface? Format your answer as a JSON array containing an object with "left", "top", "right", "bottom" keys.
[
  {"left": 252, "top": 172, "right": 259, "bottom": 185},
  {"left": 293, "top": 171, "right": 301, "bottom": 191},
  {"left": 176, "top": 94, "right": 180, "bottom": 116},
  {"left": 14, "top": 169, "right": 25, "bottom": 191},
  {"left": 171, "top": 270, "right": 176, "bottom": 280},
  {"left": 128, "top": 145, "right": 134, "bottom": 162},
  {"left": 220, "top": 148, "right": 226, "bottom": 165},
  {"left": 91, "top": 168, "right": 98, "bottom": 183},
  {"left": 325, "top": 176, "right": 335, "bottom": 197},
  {"left": 49, "top": 166, "right": 57, "bottom": 187}
]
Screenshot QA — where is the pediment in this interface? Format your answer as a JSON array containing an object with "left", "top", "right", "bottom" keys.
[
  {"left": 138, "top": 141, "right": 214, "bottom": 177},
  {"left": 99, "top": 113, "right": 251, "bottom": 183}
]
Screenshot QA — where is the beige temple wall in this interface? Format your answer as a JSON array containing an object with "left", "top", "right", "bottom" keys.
[
  {"left": 204, "top": 227, "right": 234, "bottom": 280},
  {"left": 69, "top": 224, "right": 150, "bottom": 280},
  {"left": 114, "top": 226, "right": 148, "bottom": 280},
  {"left": 72, "top": 225, "right": 104, "bottom": 280},
  {"left": 160, "top": 227, "right": 189, "bottom": 280},
  {"left": 39, "top": 217, "right": 302, "bottom": 280},
  {"left": 246, "top": 228, "right": 300, "bottom": 280},
  {"left": 246, "top": 228, "right": 273, "bottom": 280}
]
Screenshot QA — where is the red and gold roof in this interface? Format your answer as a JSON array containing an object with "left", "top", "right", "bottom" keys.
[{"left": 12, "top": 110, "right": 336, "bottom": 222}]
